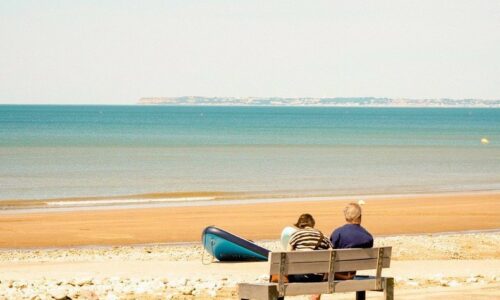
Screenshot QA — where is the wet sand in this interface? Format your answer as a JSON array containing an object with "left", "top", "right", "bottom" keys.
[{"left": 1, "top": 192, "right": 499, "bottom": 248}]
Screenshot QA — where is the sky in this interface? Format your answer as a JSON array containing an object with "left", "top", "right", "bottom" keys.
[{"left": 0, "top": 0, "right": 499, "bottom": 104}]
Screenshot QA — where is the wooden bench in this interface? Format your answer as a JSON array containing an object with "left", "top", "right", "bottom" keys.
[{"left": 238, "top": 247, "right": 393, "bottom": 300}]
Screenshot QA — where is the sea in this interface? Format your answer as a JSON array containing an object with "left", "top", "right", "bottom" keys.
[{"left": 1, "top": 105, "right": 499, "bottom": 205}]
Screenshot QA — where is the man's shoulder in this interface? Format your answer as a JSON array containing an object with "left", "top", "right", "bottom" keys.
[
  {"left": 330, "top": 224, "right": 348, "bottom": 239},
  {"left": 332, "top": 224, "right": 350, "bottom": 233},
  {"left": 357, "top": 225, "right": 373, "bottom": 237},
  {"left": 364, "top": 226, "right": 373, "bottom": 234},
  {"left": 331, "top": 224, "right": 373, "bottom": 236}
]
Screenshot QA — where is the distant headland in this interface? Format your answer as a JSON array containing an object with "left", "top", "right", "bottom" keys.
[{"left": 138, "top": 97, "right": 500, "bottom": 108}]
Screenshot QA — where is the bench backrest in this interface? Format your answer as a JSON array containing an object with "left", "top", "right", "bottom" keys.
[{"left": 268, "top": 247, "right": 392, "bottom": 296}]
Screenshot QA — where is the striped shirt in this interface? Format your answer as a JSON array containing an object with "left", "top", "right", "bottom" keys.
[{"left": 288, "top": 227, "right": 333, "bottom": 251}]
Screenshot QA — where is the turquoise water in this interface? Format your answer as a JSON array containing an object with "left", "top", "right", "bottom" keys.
[{"left": 1, "top": 105, "right": 499, "bottom": 200}]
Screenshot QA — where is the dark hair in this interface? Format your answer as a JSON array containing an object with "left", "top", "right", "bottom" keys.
[{"left": 294, "top": 213, "right": 315, "bottom": 229}]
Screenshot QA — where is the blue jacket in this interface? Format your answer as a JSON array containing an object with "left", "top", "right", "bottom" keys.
[{"left": 330, "top": 224, "right": 373, "bottom": 249}]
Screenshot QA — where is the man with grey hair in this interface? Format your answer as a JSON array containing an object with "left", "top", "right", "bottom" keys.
[{"left": 330, "top": 203, "right": 373, "bottom": 249}]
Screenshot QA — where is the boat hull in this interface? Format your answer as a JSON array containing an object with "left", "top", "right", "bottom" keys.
[{"left": 201, "top": 226, "right": 269, "bottom": 261}]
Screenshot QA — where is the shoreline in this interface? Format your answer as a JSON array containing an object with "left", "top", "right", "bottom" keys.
[
  {"left": 2, "top": 189, "right": 500, "bottom": 214},
  {"left": 0, "top": 191, "right": 498, "bottom": 248}
]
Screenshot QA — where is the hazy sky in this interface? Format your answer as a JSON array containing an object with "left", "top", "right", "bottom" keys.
[{"left": 1, "top": 1, "right": 499, "bottom": 104}]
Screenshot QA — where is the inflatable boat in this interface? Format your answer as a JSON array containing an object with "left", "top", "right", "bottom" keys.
[{"left": 201, "top": 226, "right": 270, "bottom": 261}]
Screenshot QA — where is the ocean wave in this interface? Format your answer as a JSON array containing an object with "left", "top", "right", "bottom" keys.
[{"left": 45, "top": 197, "right": 216, "bottom": 206}]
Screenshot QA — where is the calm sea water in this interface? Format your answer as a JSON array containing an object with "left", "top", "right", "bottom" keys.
[{"left": 1, "top": 105, "right": 499, "bottom": 201}]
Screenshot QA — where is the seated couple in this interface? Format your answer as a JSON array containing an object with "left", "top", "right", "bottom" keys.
[{"left": 284, "top": 203, "right": 373, "bottom": 300}]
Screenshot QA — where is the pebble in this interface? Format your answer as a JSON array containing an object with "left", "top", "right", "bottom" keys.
[
  {"left": 466, "top": 277, "right": 478, "bottom": 283},
  {"left": 75, "top": 277, "right": 93, "bottom": 287},
  {"left": 180, "top": 286, "right": 194, "bottom": 295},
  {"left": 6, "top": 280, "right": 14, "bottom": 288},
  {"left": 13, "top": 281, "right": 27, "bottom": 289},
  {"left": 49, "top": 287, "right": 68, "bottom": 300},
  {"left": 447, "top": 280, "right": 460, "bottom": 287}
]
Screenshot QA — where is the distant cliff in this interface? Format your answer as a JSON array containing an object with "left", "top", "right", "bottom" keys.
[{"left": 138, "top": 96, "right": 500, "bottom": 108}]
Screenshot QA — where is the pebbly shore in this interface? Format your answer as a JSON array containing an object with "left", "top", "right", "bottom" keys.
[{"left": 0, "top": 232, "right": 498, "bottom": 300}]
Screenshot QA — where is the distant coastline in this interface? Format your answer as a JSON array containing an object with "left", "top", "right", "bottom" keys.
[{"left": 138, "top": 96, "right": 500, "bottom": 108}]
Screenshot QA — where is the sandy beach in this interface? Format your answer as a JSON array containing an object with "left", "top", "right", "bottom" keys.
[
  {"left": 1, "top": 192, "right": 499, "bottom": 248},
  {"left": 0, "top": 192, "right": 499, "bottom": 299}
]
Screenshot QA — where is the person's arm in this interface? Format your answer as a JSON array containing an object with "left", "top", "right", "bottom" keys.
[
  {"left": 364, "top": 228, "right": 374, "bottom": 248},
  {"left": 324, "top": 236, "right": 334, "bottom": 249},
  {"left": 367, "top": 234, "right": 374, "bottom": 248},
  {"left": 330, "top": 229, "right": 340, "bottom": 249},
  {"left": 287, "top": 231, "right": 299, "bottom": 251}
]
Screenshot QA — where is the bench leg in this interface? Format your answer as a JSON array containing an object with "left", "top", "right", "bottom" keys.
[
  {"left": 356, "top": 291, "right": 366, "bottom": 300},
  {"left": 384, "top": 277, "right": 394, "bottom": 300}
]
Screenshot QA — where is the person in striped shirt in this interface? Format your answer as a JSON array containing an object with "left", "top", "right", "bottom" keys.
[
  {"left": 287, "top": 213, "right": 332, "bottom": 300},
  {"left": 287, "top": 213, "right": 332, "bottom": 251}
]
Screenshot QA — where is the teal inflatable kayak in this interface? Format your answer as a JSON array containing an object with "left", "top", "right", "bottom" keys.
[{"left": 202, "top": 226, "right": 270, "bottom": 261}]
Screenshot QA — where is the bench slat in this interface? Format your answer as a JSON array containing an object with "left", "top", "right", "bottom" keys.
[
  {"left": 238, "top": 277, "right": 394, "bottom": 298},
  {"left": 269, "top": 257, "right": 390, "bottom": 274},
  {"left": 281, "top": 282, "right": 330, "bottom": 295},
  {"left": 249, "top": 279, "right": 379, "bottom": 296},
  {"left": 269, "top": 247, "right": 392, "bottom": 263},
  {"left": 333, "top": 278, "right": 378, "bottom": 293}
]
